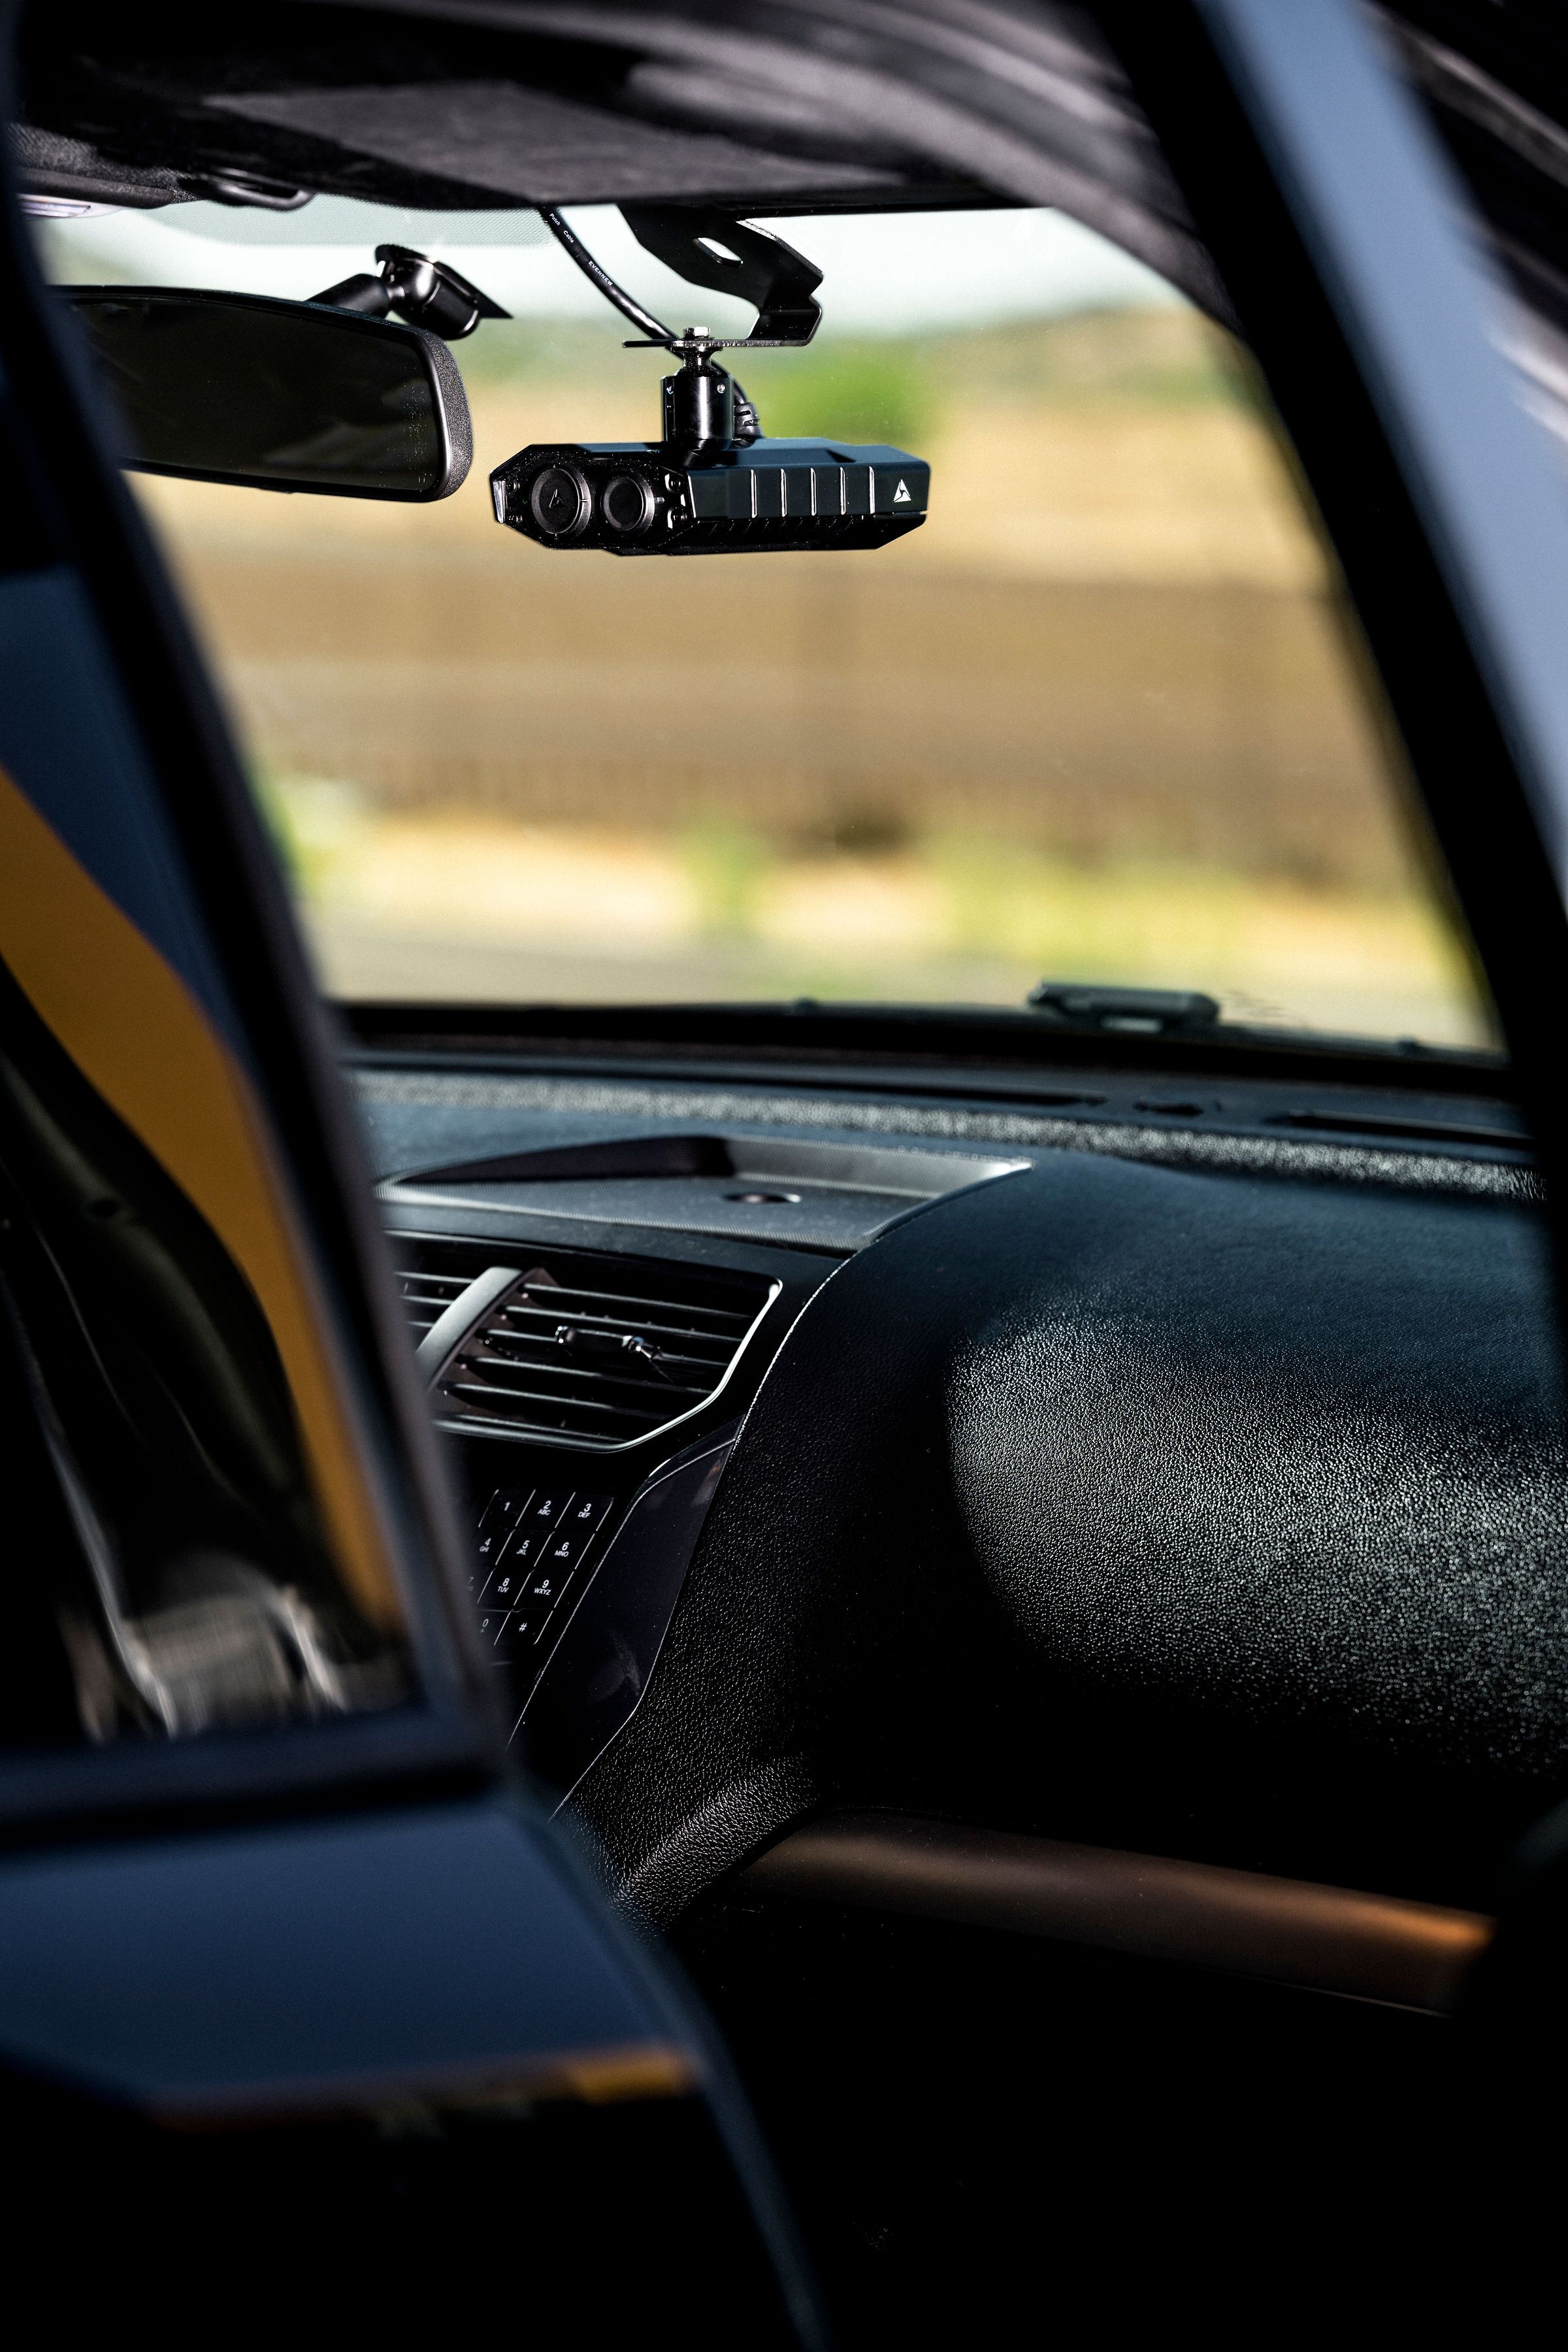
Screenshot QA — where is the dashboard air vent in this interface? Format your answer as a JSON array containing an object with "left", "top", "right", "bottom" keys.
[
  {"left": 396, "top": 1245, "right": 476, "bottom": 1350},
  {"left": 391, "top": 1232, "right": 776, "bottom": 1448}
]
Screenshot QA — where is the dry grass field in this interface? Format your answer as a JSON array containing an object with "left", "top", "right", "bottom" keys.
[{"left": 129, "top": 306, "right": 1492, "bottom": 1046}]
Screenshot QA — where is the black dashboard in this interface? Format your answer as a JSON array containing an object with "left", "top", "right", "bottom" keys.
[{"left": 355, "top": 1041, "right": 1564, "bottom": 1929}]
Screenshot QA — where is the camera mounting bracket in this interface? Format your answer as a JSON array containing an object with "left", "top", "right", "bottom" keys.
[
  {"left": 538, "top": 206, "right": 822, "bottom": 352},
  {"left": 621, "top": 207, "right": 822, "bottom": 345}
]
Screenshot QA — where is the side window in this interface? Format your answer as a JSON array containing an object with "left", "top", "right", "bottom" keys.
[
  {"left": 0, "top": 570, "right": 418, "bottom": 1752},
  {"left": 38, "top": 199, "right": 1493, "bottom": 1053}
]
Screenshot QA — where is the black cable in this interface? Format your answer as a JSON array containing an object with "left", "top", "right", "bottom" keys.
[{"left": 538, "top": 207, "right": 675, "bottom": 344}]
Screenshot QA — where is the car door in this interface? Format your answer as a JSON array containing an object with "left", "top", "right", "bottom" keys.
[{"left": 0, "top": 43, "right": 821, "bottom": 2342}]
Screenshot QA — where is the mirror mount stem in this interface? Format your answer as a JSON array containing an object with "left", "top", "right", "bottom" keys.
[{"left": 309, "top": 245, "right": 508, "bottom": 342}]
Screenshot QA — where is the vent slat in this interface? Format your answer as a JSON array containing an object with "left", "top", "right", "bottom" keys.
[
  {"left": 491, "top": 1290, "right": 734, "bottom": 1329},
  {"left": 503, "top": 1298, "right": 747, "bottom": 1335},
  {"left": 399, "top": 1273, "right": 469, "bottom": 1336},
  {"left": 390, "top": 1231, "right": 772, "bottom": 1448},
  {"left": 445, "top": 1374, "right": 659, "bottom": 1421},
  {"left": 453, "top": 1401, "right": 662, "bottom": 1439},
  {"left": 508, "top": 1279, "right": 749, "bottom": 1318},
  {"left": 444, "top": 1406, "right": 666, "bottom": 1440},
  {"left": 457, "top": 1351, "right": 713, "bottom": 1404},
  {"left": 463, "top": 1338, "right": 717, "bottom": 1390},
  {"left": 451, "top": 1402, "right": 672, "bottom": 1439},
  {"left": 484, "top": 1317, "right": 728, "bottom": 1373},
  {"left": 471, "top": 1330, "right": 716, "bottom": 1377},
  {"left": 500, "top": 1303, "right": 749, "bottom": 1344},
  {"left": 443, "top": 1378, "right": 666, "bottom": 1428}
]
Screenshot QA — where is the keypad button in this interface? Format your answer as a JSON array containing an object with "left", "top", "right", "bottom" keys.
[
  {"left": 497, "top": 1525, "right": 544, "bottom": 1576},
  {"left": 521, "top": 1488, "right": 576, "bottom": 1534},
  {"left": 481, "top": 1564, "right": 526, "bottom": 1608},
  {"left": 566, "top": 1492, "right": 613, "bottom": 1531},
  {"left": 493, "top": 1607, "right": 550, "bottom": 1659},
  {"left": 536, "top": 1522, "right": 595, "bottom": 1576},
  {"left": 476, "top": 1487, "right": 532, "bottom": 1537},
  {"left": 522, "top": 1561, "right": 572, "bottom": 1611}
]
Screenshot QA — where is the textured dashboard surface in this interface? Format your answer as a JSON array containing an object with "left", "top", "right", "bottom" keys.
[
  {"left": 351, "top": 1066, "right": 1538, "bottom": 1203},
  {"left": 351, "top": 1063, "right": 1568, "bottom": 1923},
  {"left": 568, "top": 1147, "right": 1568, "bottom": 1921}
]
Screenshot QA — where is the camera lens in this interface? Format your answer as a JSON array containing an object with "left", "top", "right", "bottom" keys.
[
  {"left": 602, "top": 473, "right": 657, "bottom": 533},
  {"left": 530, "top": 465, "right": 592, "bottom": 538}
]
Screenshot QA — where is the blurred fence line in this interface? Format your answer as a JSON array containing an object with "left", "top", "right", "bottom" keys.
[{"left": 181, "top": 536, "right": 1414, "bottom": 889}]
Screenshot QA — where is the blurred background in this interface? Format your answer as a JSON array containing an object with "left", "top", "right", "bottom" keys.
[{"left": 39, "top": 199, "right": 1493, "bottom": 1045}]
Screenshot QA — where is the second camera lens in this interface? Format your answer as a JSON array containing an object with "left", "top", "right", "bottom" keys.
[{"left": 602, "top": 474, "right": 657, "bottom": 533}]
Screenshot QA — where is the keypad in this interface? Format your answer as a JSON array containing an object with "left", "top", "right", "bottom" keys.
[{"left": 466, "top": 1486, "right": 612, "bottom": 1673}]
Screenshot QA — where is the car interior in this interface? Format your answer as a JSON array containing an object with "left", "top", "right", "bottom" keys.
[{"left": 6, "top": 0, "right": 1568, "bottom": 2333}]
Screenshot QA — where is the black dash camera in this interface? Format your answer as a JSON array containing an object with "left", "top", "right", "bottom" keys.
[{"left": 491, "top": 350, "right": 929, "bottom": 557}]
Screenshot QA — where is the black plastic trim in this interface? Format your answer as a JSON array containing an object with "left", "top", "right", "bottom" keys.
[{"left": 338, "top": 1000, "right": 1515, "bottom": 1101}]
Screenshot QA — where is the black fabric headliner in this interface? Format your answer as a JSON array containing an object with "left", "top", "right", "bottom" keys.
[
  {"left": 10, "top": 1, "right": 1233, "bottom": 321},
  {"left": 205, "top": 74, "right": 897, "bottom": 205},
  {"left": 15, "top": 1, "right": 1568, "bottom": 355}
]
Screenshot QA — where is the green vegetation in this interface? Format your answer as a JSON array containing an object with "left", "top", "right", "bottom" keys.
[
  {"left": 452, "top": 316, "right": 637, "bottom": 385},
  {"left": 679, "top": 819, "right": 774, "bottom": 937},
  {"left": 924, "top": 306, "right": 1243, "bottom": 408},
  {"left": 272, "top": 804, "right": 1489, "bottom": 1043},
  {"left": 456, "top": 302, "right": 1244, "bottom": 433},
  {"left": 931, "top": 835, "right": 1258, "bottom": 982},
  {"left": 737, "top": 342, "right": 932, "bottom": 448},
  {"left": 254, "top": 771, "right": 367, "bottom": 891}
]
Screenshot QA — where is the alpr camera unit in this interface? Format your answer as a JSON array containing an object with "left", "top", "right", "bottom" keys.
[{"left": 488, "top": 207, "right": 930, "bottom": 558}]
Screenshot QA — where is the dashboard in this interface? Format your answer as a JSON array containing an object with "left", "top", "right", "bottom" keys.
[{"left": 355, "top": 1039, "right": 1563, "bottom": 1935}]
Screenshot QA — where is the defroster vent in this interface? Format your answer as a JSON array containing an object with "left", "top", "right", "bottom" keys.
[{"left": 393, "top": 1232, "right": 776, "bottom": 1448}]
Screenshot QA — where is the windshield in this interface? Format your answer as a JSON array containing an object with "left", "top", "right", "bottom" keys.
[{"left": 38, "top": 196, "right": 1495, "bottom": 1052}]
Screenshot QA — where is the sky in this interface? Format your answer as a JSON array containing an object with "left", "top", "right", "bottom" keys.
[{"left": 37, "top": 198, "right": 1180, "bottom": 336}]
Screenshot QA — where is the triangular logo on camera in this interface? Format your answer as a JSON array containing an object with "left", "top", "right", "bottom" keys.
[{"left": 893, "top": 479, "right": 911, "bottom": 503}]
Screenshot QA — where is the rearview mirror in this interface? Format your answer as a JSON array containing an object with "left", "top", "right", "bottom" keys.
[{"left": 62, "top": 288, "right": 472, "bottom": 500}]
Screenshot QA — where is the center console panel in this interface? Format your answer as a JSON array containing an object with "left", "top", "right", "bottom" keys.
[{"left": 382, "top": 1194, "right": 837, "bottom": 1797}]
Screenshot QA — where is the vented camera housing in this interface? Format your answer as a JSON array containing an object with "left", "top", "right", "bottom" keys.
[{"left": 491, "top": 436, "right": 930, "bottom": 556}]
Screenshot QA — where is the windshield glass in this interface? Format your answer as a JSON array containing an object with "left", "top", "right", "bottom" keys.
[{"left": 38, "top": 196, "right": 1495, "bottom": 1051}]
